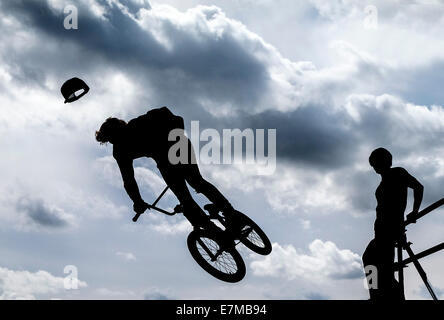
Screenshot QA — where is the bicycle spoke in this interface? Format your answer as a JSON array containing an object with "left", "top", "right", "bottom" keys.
[
  {"left": 241, "top": 225, "right": 265, "bottom": 248},
  {"left": 197, "top": 238, "right": 216, "bottom": 259},
  {"left": 196, "top": 237, "right": 238, "bottom": 274}
]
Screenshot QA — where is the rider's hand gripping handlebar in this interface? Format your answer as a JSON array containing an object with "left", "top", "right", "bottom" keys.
[
  {"left": 132, "top": 202, "right": 151, "bottom": 222},
  {"left": 131, "top": 187, "right": 179, "bottom": 222},
  {"left": 132, "top": 211, "right": 144, "bottom": 222}
]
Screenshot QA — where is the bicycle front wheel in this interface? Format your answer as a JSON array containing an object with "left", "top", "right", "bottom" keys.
[{"left": 187, "top": 230, "right": 246, "bottom": 283}]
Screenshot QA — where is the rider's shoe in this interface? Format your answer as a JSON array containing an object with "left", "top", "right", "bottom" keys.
[
  {"left": 223, "top": 208, "right": 244, "bottom": 231},
  {"left": 204, "top": 203, "right": 243, "bottom": 233},
  {"left": 201, "top": 219, "right": 222, "bottom": 234},
  {"left": 204, "top": 203, "right": 236, "bottom": 218}
]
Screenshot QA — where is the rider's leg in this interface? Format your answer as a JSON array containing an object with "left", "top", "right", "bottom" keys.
[
  {"left": 158, "top": 164, "right": 218, "bottom": 230},
  {"left": 187, "top": 171, "right": 233, "bottom": 211},
  {"left": 181, "top": 141, "right": 233, "bottom": 212},
  {"left": 184, "top": 164, "right": 247, "bottom": 234}
]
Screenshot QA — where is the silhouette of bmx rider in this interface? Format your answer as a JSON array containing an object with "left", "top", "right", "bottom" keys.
[
  {"left": 96, "top": 107, "right": 234, "bottom": 230},
  {"left": 363, "top": 148, "right": 424, "bottom": 300}
]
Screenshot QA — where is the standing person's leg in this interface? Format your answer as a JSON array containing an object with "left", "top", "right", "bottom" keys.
[
  {"left": 374, "top": 236, "right": 400, "bottom": 300},
  {"left": 385, "top": 239, "right": 404, "bottom": 300},
  {"left": 363, "top": 238, "right": 400, "bottom": 300},
  {"left": 362, "top": 239, "right": 380, "bottom": 300}
]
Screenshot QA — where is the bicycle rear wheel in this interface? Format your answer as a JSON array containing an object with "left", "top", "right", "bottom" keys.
[
  {"left": 235, "top": 211, "right": 272, "bottom": 255},
  {"left": 187, "top": 230, "right": 246, "bottom": 283}
]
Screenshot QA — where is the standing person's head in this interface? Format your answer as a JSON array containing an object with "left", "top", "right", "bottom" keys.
[
  {"left": 369, "top": 147, "right": 392, "bottom": 174},
  {"left": 95, "top": 117, "right": 127, "bottom": 144}
]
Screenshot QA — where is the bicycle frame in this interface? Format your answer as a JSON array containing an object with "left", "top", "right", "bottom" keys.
[
  {"left": 133, "top": 186, "right": 254, "bottom": 246},
  {"left": 128, "top": 185, "right": 272, "bottom": 282},
  {"left": 132, "top": 186, "right": 175, "bottom": 222}
]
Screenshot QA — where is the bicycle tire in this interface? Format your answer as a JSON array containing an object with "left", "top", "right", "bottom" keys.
[
  {"left": 187, "top": 230, "right": 246, "bottom": 283},
  {"left": 235, "top": 211, "right": 272, "bottom": 255}
]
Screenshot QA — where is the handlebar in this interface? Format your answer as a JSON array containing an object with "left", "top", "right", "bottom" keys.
[
  {"left": 132, "top": 186, "right": 173, "bottom": 222},
  {"left": 132, "top": 212, "right": 144, "bottom": 222},
  {"left": 132, "top": 204, "right": 178, "bottom": 222}
]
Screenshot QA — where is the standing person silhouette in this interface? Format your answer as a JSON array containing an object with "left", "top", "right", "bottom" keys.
[
  {"left": 363, "top": 148, "right": 424, "bottom": 300},
  {"left": 95, "top": 106, "right": 234, "bottom": 230}
]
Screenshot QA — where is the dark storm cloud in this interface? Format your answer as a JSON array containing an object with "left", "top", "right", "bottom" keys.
[
  {"left": 4, "top": 0, "right": 444, "bottom": 181},
  {"left": 183, "top": 92, "right": 444, "bottom": 176},
  {"left": 0, "top": 0, "right": 389, "bottom": 173},
  {"left": 345, "top": 169, "right": 378, "bottom": 213},
  {"left": 180, "top": 104, "right": 357, "bottom": 169},
  {"left": 245, "top": 107, "right": 357, "bottom": 168},
  {"left": 119, "top": 0, "right": 151, "bottom": 15},
  {"left": 1, "top": 0, "right": 165, "bottom": 68},
  {"left": 186, "top": 90, "right": 444, "bottom": 215},
  {"left": 16, "top": 196, "right": 69, "bottom": 227},
  {"left": 410, "top": 169, "right": 444, "bottom": 207},
  {"left": 1, "top": 0, "right": 267, "bottom": 109}
]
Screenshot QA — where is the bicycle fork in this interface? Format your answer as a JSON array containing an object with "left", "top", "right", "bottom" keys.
[{"left": 196, "top": 237, "right": 226, "bottom": 262}]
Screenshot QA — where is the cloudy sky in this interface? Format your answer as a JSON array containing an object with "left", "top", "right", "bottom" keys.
[{"left": 1, "top": 0, "right": 444, "bottom": 300}]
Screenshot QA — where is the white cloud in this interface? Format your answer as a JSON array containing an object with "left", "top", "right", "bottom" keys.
[
  {"left": 309, "top": 0, "right": 360, "bottom": 21},
  {"left": 116, "top": 251, "right": 137, "bottom": 261},
  {"left": 300, "top": 219, "right": 311, "bottom": 230},
  {"left": 250, "top": 240, "right": 363, "bottom": 282},
  {"left": 1, "top": 0, "right": 444, "bottom": 300},
  {"left": 95, "top": 156, "right": 173, "bottom": 197},
  {"left": 143, "top": 286, "right": 173, "bottom": 300},
  {"left": 94, "top": 287, "right": 138, "bottom": 299},
  {"left": 0, "top": 266, "right": 87, "bottom": 300},
  {"left": 203, "top": 163, "right": 350, "bottom": 215},
  {"left": 145, "top": 214, "right": 193, "bottom": 235},
  {"left": 134, "top": 166, "right": 172, "bottom": 196}
]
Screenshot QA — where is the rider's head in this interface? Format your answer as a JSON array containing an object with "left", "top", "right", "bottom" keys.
[
  {"left": 95, "top": 117, "right": 127, "bottom": 144},
  {"left": 369, "top": 147, "right": 392, "bottom": 174}
]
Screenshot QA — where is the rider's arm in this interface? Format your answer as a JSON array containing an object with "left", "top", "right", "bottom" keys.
[{"left": 115, "top": 156, "right": 144, "bottom": 205}]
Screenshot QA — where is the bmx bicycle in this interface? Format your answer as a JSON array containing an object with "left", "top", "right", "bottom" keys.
[
  {"left": 132, "top": 186, "right": 272, "bottom": 283},
  {"left": 394, "top": 198, "right": 444, "bottom": 300}
]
